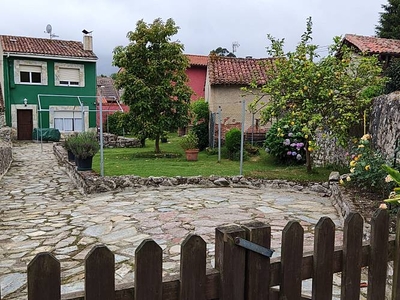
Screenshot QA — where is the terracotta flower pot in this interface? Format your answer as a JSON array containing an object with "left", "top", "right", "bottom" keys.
[{"left": 185, "top": 149, "right": 199, "bottom": 161}]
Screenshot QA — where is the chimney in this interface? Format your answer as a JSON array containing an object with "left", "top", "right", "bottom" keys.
[{"left": 83, "top": 35, "right": 93, "bottom": 51}]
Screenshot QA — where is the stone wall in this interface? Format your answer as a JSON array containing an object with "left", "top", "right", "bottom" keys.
[
  {"left": 312, "top": 131, "right": 349, "bottom": 167},
  {"left": 0, "top": 127, "right": 12, "bottom": 180},
  {"left": 53, "top": 143, "right": 332, "bottom": 196},
  {"left": 103, "top": 133, "right": 141, "bottom": 148},
  {"left": 370, "top": 92, "right": 400, "bottom": 161}
]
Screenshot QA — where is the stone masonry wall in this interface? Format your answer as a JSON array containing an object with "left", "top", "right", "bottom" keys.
[
  {"left": 0, "top": 127, "right": 12, "bottom": 180},
  {"left": 312, "top": 131, "right": 349, "bottom": 167},
  {"left": 370, "top": 92, "right": 400, "bottom": 161},
  {"left": 103, "top": 133, "right": 141, "bottom": 148}
]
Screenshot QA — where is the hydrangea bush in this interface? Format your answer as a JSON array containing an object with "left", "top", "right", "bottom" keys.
[{"left": 264, "top": 118, "right": 308, "bottom": 164}]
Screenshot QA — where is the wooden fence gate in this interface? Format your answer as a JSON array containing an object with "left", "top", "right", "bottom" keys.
[{"left": 1, "top": 210, "right": 399, "bottom": 300}]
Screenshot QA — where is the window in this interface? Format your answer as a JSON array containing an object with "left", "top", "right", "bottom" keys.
[
  {"left": 59, "top": 68, "right": 80, "bottom": 86},
  {"left": 53, "top": 111, "right": 83, "bottom": 132},
  {"left": 55, "top": 63, "right": 84, "bottom": 87},
  {"left": 14, "top": 60, "right": 47, "bottom": 85}
]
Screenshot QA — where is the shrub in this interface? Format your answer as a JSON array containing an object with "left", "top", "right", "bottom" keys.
[
  {"left": 345, "top": 134, "right": 394, "bottom": 196},
  {"left": 179, "top": 131, "right": 199, "bottom": 150},
  {"left": 225, "top": 128, "right": 242, "bottom": 160},
  {"left": 69, "top": 131, "right": 100, "bottom": 159},
  {"left": 264, "top": 117, "right": 307, "bottom": 164},
  {"left": 191, "top": 99, "right": 209, "bottom": 150},
  {"left": 106, "top": 111, "right": 127, "bottom": 136}
]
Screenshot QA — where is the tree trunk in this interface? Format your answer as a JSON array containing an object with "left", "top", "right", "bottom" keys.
[
  {"left": 155, "top": 136, "right": 160, "bottom": 153},
  {"left": 305, "top": 140, "right": 312, "bottom": 173}
]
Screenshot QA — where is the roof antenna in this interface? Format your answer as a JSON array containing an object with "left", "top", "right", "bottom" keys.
[
  {"left": 232, "top": 41, "right": 240, "bottom": 54},
  {"left": 44, "top": 24, "right": 59, "bottom": 39}
]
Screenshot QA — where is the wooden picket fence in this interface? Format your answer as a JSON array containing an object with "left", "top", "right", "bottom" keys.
[{"left": 1, "top": 210, "right": 399, "bottom": 300}]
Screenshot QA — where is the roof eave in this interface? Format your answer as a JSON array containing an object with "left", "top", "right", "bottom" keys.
[{"left": 4, "top": 52, "right": 98, "bottom": 62}]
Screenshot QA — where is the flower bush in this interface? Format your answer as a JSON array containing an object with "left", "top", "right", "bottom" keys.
[
  {"left": 344, "top": 134, "right": 393, "bottom": 196},
  {"left": 382, "top": 164, "right": 400, "bottom": 214},
  {"left": 264, "top": 117, "right": 308, "bottom": 164}
]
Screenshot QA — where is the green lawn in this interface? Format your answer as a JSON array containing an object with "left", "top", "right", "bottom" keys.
[{"left": 92, "top": 134, "right": 340, "bottom": 182}]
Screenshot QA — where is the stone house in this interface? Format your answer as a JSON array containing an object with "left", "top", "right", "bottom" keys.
[
  {"left": 0, "top": 34, "right": 98, "bottom": 140},
  {"left": 205, "top": 55, "right": 274, "bottom": 139}
]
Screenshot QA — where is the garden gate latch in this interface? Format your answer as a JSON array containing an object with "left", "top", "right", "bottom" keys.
[{"left": 234, "top": 237, "right": 274, "bottom": 258}]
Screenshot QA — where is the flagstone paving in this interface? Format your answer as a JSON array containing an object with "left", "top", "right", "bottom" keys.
[{"left": 0, "top": 142, "right": 345, "bottom": 299}]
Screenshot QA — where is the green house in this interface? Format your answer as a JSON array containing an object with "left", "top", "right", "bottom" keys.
[{"left": 0, "top": 34, "right": 98, "bottom": 140}]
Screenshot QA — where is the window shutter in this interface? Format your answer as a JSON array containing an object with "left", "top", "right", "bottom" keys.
[
  {"left": 59, "top": 68, "right": 80, "bottom": 82},
  {"left": 20, "top": 65, "right": 42, "bottom": 73}
]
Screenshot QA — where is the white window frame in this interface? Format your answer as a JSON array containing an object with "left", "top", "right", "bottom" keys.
[
  {"left": 54, "top": 63, "right": 85, "bottom": 87},
  {"left": 49, "top": 106, "right": 89, "bottom": 132},
  {"left": 53, "top": 111, "right": 83, "bottom": 132},
  {"left": 14, "top": 60, "right": 48, "bottom": 85}
]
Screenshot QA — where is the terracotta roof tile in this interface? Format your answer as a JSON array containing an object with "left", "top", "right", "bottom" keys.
[
  {"left": 186, "top": 54, "right": 208, "bottom": 66},
  {"left": 97, "top": 77, "right": 120, "bottom": 102},
  {"left": 344, "top": 34, "right": 400, "bottom": 55},
  {"left": 0, "top": 35, "right": 97, "bottom": 59},
  {"left": 208, "top": 56, "right": 274, "bottom": 85}
]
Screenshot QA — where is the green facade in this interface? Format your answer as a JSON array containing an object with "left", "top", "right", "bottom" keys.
[{"left": 3, "top": 56, "right": 97, "bottom": 129}]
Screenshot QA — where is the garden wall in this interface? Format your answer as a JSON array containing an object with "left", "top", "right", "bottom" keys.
[
  {"left": 102, "top": 133, "right": 141, "bottom": 148},
  {"left": 312, "top": 131, "right": 349, "bottom": 167},
  {"left": 370, "top": 91, "right": 400, "bottom": 162},
  {"left": 0, "top": 127, "right": 13, "bottom": 180}
]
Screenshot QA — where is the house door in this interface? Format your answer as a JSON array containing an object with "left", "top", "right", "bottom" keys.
[{"left": 17, "top": 109, "right": 33, "bottom": 140}]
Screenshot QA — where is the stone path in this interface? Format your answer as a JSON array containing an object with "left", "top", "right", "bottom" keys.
[{"left": 0, "top": 142, "right": 344, "bottom": 299}]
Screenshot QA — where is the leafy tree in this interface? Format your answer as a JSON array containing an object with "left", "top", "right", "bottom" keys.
[
  {"left": 376, "top": 0, "right": 400, "bottom": 39},
  {"left": 251, "top": 17, "right": 385, "bottom": 172},
  {"left": 210, "top": 47, "right": 236, "bottom": 57},
  {"left": 384, "top": 58, "right": 400, "bottom": 93},
  {"left": 113, "top": 18, "right": 192, "bottom": 153}
]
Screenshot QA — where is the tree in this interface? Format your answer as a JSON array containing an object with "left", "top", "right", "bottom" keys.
[
  {"left": 210, "top": 47, "right": 236, "bottom": 57},
  {"left": 113, "top": 18, "right": 192, "bottom": 153},
  {"left": 376, "top": 0, "right": 400, "bottom": 39},
  {"left": 251, "top": 17, "right": 385, "bottom": 172}
]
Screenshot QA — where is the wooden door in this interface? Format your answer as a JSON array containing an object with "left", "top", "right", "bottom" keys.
[{"left": 17, "top": 109, "right": 33, "bottom": 140}]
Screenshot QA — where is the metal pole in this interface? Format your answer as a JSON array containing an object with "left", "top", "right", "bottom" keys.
[
  {"left": 218, "top": 106, "right": 222, "bottom": 163},
  {"left": 240, "top": 100, "right": 245, "bottom": 175},
  {"left": 251, "top": 113, "right": 255, "bottom": 146},
  {"left": 99, "top": 87, "right": 104, "bottom": 177}
]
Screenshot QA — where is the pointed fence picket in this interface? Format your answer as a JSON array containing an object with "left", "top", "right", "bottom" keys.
[{"left": 1, "top": 209, "right": 399, "bottom": 300}]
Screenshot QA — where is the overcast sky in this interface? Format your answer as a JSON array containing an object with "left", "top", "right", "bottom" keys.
[{"left": 1, "top": 0, "right": 386, "bottom": 75}]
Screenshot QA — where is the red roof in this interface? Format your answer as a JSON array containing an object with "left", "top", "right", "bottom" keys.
[
  {"left": 208, "top": 56, "right": 274, "bottom": 85},
  {"left": 186, "top": 54, "right": 208, "bottom": 67},
  {"left": 0, "top": 35, "right": 97, "bottom": 59},
  {"left": 344, "top": 34, "right": 400, "bottom": 55}
]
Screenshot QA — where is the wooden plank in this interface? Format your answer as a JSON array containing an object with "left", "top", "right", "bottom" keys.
[
  {"left": 368, "top": 209, "right": 389, "bottom": 300},
  {"left": 215, "top": 224, "right": 246, "bottom": 300},
  {"left": 85, "top": 245, "right": 115, "bottom": 300},
  {"left": 392, "top": 210, "right": 400, "bottom": 300},
  {"left": 341, "top": 212, "right": 363, "bottom": 300},
  {"left": 280, "top": 220, "right": 304, "bottom": 300},
  {"left": 28, "top": 252, "right": 60, "bottom": 300},
  {"left": 242, "top": 221, "right": 271, "bottom": 300},
  {"left": 312, "top": 217, "right": 335, "bottom": 300},
  {"left": 180, "top": 234, "right": 207, "bottom": 300},
  {"left": 135, "top": 239, "right": 162, "bottom": 300}
]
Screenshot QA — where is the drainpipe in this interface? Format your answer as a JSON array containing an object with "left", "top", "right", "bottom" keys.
[{"left": 4, "top": 53, "right": 12, "bottom": 126}]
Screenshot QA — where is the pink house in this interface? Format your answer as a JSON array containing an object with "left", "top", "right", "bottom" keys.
[{"left": 185, "top": 54, "right": 208, "bottom": 102}]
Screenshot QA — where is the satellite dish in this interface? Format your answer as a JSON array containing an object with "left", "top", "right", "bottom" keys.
[
  {"left": 44, "top": 24, "right": 59, "bottom": 39},
  {"left": 46, "top": 24, "right": 52, "bottom": 34}
]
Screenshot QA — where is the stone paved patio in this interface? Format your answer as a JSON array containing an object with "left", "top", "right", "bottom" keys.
[{"left": 0, "top": 142, "right": 344, "bottom": 299}]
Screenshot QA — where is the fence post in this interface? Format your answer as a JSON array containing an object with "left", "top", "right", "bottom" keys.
[
  {"left": 368, "top": 209, "right": 389, "bottom": 300},
  {"left": 392, "top": 210, "right": 400, "bottom": 300},
  {"left": 85, "top": 245, "right": 115, "bottom": 300},
  {"left": 27, "top": 252, "right": 60, "bottom": 300},
  {"left": 180, "top": 234, "right": 206, "bottom": 300},
  {"left": 341, "top": 212, "right": 363, "bottom": 300},
  {"left": 242, "top": 221, "right": 271, "bottom": 300},
  {"left": 312, "top": 217, "right": 335, "bottom": 300},
  {"left": 135, "top": 239, "right": 162, "bottom": 300},
  {"left": 280, "top": 220, "right": 304, "bottom": 300},
  {"left": 215, "top": 224, "right": 246, "bottom": 300}
]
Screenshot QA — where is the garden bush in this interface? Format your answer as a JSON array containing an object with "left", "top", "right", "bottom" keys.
[
  {"left": 344, "top": 134, "right": 394, "bottom": 197},
  {"left": 225, "top": 128, "right": 241, "bottom": 159},
  {"left": 264, "top": 117, "right": 307, "bottom": 164},
  {"left": 191, "top": 99, "right": 209, "bottom": 150},
  {"left": 105, "top": 111, "right": 126, "bottom": 136}
]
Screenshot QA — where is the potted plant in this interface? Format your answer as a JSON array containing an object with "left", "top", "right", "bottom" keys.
[
  {"left": 64, "top": 134, "right": 78, "bottom": 162},
  {"left": 70, "top": 131, "right": 100, "bottom": 171},
  {"left": 179, "top": 131, "right": 199, "bottom": 161}
]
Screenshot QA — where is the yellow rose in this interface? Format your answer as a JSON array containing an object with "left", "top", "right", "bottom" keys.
[
  {"left": 350, "top": 160, "right": 357, "bottom": 167},
  {"left": 365, "top": 165, "right": 370, "bottom": 171},
  {"left": 346, "top": 176, "right": 351, "bottom": 182},
  {"left": 339, "top": 179, "right": 344, "bottom": 185},
  {"left": 350, "top": 168, "right": 355, "bottom": 173}
]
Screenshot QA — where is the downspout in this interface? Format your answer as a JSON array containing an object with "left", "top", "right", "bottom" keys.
[{"left": 4, "top": 53, "right": 12, "bottom": 126}]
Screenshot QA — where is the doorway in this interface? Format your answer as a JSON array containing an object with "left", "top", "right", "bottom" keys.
[{"left": 17, "top": 109, "right": 33, "bottom": 140}]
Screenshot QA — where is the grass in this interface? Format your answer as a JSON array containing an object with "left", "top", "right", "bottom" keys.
[{"left": 92, "top": 133, "right": 340, "bottom": 182}]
